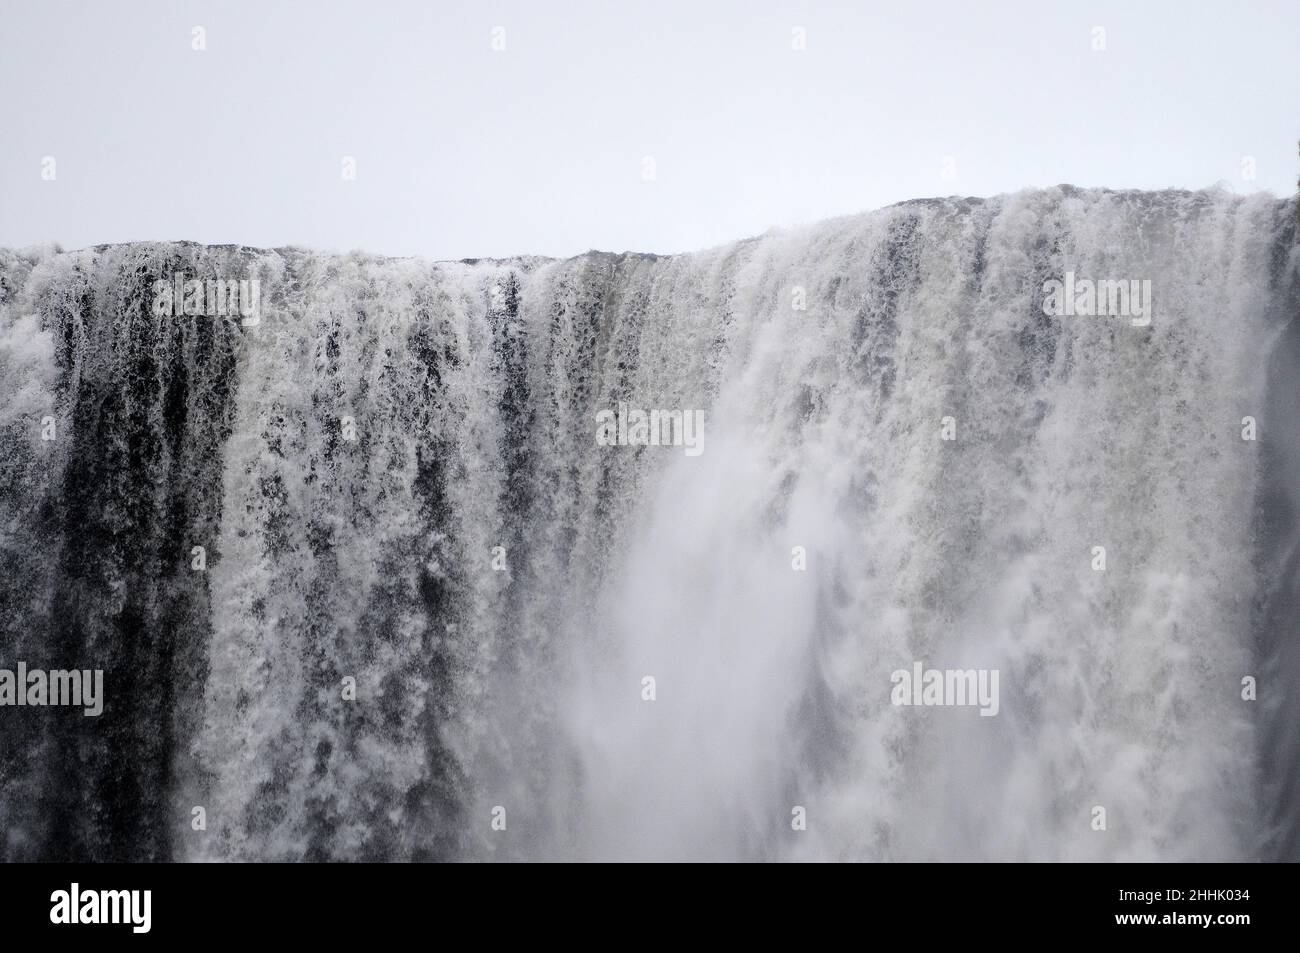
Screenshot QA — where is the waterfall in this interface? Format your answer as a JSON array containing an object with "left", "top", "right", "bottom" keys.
[{"left": 1, "top": 186, "right": 1296, "bottom": 861}]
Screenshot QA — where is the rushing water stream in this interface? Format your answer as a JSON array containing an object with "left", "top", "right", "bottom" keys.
[{"left": 1, "top": 186, "right": 1296, "bottom": 861}]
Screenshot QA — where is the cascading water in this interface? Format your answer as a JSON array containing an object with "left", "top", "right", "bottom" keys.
[{"left": 1, "top": 186, "right": 1296, "bottom": 862}]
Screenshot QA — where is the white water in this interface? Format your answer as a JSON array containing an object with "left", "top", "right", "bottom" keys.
[{"left": 0, "top": 186, "right": 1295, "bottom": 861}]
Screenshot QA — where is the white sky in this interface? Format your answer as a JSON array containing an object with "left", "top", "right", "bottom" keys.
[{"left": 2, "top": 0, "right": 1296, "bottom": 260}]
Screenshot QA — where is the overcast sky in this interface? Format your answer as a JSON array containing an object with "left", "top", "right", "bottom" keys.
[{"left": 2, "top": 0, "right": 1296, "bottom": 261}]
